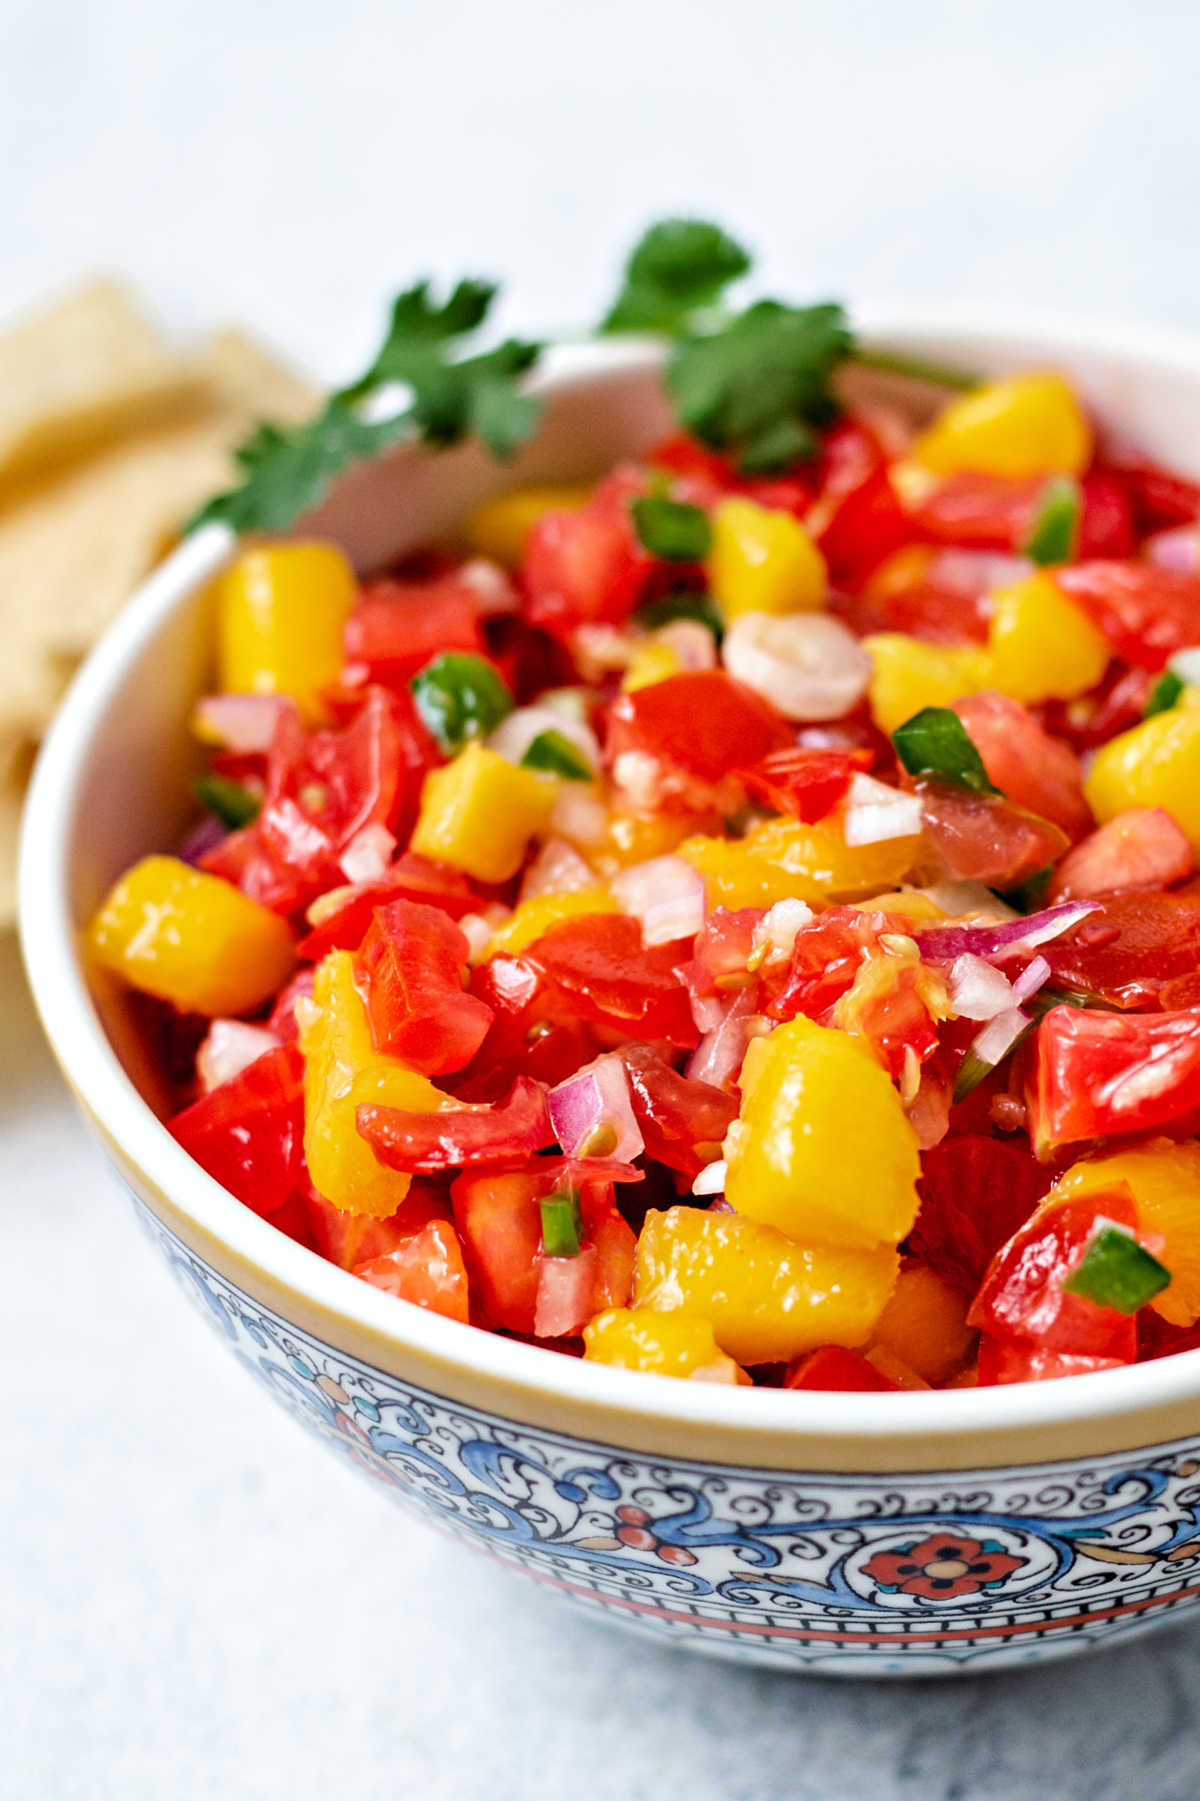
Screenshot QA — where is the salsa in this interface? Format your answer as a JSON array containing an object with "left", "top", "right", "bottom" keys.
[{"left": 85, "top": 249, "right": 1200, "bottom": 1393}]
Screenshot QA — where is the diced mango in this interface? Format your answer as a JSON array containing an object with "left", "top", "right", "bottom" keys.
[
  {"left": 1047, "top": 1141, "right": 1200, "bottom": 1326},
  {"left": 679, "top": 815, "right": 920, "bottom": 909},
  {"left": 300, "top": 950, "right": 448, "bottom": 1217},
  {"left": 1084, "top": 707, "right": 1200, "bottom": 854},
  {"left": 725, "top": 1016, "right": 922, "bottom": 1250},
  {"left": 622, "top": 639, "right": 683, "bottom": 692},
  {"left": 486, "top": 888, "right": 616, "bottom": 955},
  {"left": 864, "top": 633, "right": 992, "bottom": 736},
  {"left": 707, "top": 497, "right": 827, "bottom": 620},
  {"left": 593, "top": 806, "right": 711, "bottom": 873},
  {"left": 460, "top": 483, "right": 592, "bottom": 566},
  {"left": 633, "top": 1206, "right": 899, "bottom": 1365},
  {"left": 87, "top": 855, "right": 295, "bottom": 1017},
  {"left": 411, "top": 741, "right": 556, "bottom": 882},
  {"left": 864, "top": 544, "right": 938, "bottom": 601},
  {"left": 583, "top": 1308, "right": 747, "bottom": 1383},
  {"left": 869, "top": 1261, "right": 976, "bottom": 1384},
  {"left": 216, "top": 541, "right": 358, "bottom": 723},
  {"left": 911, "top": 373, "right": 1093, "bottom": 480},
  {"left": 986, "top": 573, "right": 1110, "bottom": 705}
]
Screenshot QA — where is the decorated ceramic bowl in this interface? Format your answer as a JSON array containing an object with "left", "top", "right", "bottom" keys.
[{"left": 21, "top": 325, "right": 1200, "bottom": 1678}]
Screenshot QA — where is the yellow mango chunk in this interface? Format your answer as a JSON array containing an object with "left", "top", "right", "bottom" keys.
[
  {"left": 679, "top": 815, "right": 920, "bottom": 910},
  {"left": 1048, "top": 1141, "right": 1200, "bottom": 1326},
  {"left": 911, "top": 372, "right": 1092, "bottom": 480},
  {"left": 411, "top": 741, "right": 556, "bottom": 882},
  {"left": 87, "top": 855, "right": 295, "bottom": 1017},
  {"left": 460, "top": 483, "right": 591, "bottom": 566},
  {"left": 592, "top": 807, "right": 708, "bottom": 873},
  {"left": 987, "top": 573, "right": 1110, "bottom": 705},
  {"left": 487, "top": 889, "right": 615, "bottom": 955},
  {"left": 622, "top": 639, "right": 683, "bottom": 692},
  {"left": 1084, "top": 707, "right": 1200, "bottom": 854},
  {"left": 300, "top": 950, "right": 448, "bottom": 1217},
  {"left": 217, "top": 541, "right": 358, "bottom": 723},
  {"left": 707, "top": 496, "right": 827, "bottom": 620},
  {"left": 583, "top": 1308, "right": 747, "bottom": 1383},
  {"left": 634, "top": 1206, "right": 899, "bottom": 1365},
  {"left": 870, "top": 1262, "right": 976, "bottom": 1384},
  {"left": 726, "top": 1015, "right": 922, "bottom": 1250},
  {"left": 864, "top": 633, "right": 992, "bottom": 735}
]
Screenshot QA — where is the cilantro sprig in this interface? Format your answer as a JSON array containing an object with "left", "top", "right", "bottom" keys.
[
  {"left": 892, "top": 707, "right": 999, "bottom": 794},
  {"left": 600, "top": 219, "right": 751, "bottom": 334}
]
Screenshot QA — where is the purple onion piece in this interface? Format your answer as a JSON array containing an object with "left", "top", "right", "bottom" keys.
[{"left": 914, "top": 900, "right": 1100, "bottom": 964}]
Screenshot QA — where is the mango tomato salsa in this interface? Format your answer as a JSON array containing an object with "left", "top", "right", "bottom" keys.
[{"left": 88, "top": 359, "right": 1200, "bottom": 1393}]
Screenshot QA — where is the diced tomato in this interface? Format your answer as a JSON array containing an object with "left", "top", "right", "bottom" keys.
[
  {"left": 452, "top": 1168, "right": 543, "bottom": 1331},
  {"left": 616, "top": 1043, "right": 738, "bottom": 1178},
  {"left": 267, "top": 966, "right": 316, "bottom": 1038},
  {"left": 908, "top": 1133, "right": 1052, "bottom": 1296},
  {"left": 1042, "top": 890, "right": 1200, "bottom": 1007},
  {"left": 342, "top": 573, "right": 485, "bottom": 687},
  {"left": 307, "top": 1178, "right": 451, "bottom": 1269},
  {"left": 1102, "top": 453, "right": 1200, "bottom": 532},
  {"left": 297, "top": 853, "right": 481, "bottom": 959},
  {"left": 767, "top": 907, "right": 899, "bottom": 1023},
  {"left": 1038, "top": 665, "right": 1154, "bottom": 757},
  {"left": 1056, "top": 562, "right": 1200, "bottom": 671},
  {"left": 533, "top": 1246, "right": 598, "bottom": 1338},
  {"left": 1048, "top": 809, "right": 1192, "bottom": 903},
  {"left": 812, "top": 418, "right": 913, "bottom": 584},
  {"left": 647, "top": 433, "right": 813, "bottom": 517},
  {"left": 683, "top": 908, "right": 762, "bottom": 1005},
  {"left": 168, "top": 1044, "right": 304, "bottom": 1218},
  {"left": 585, "top": 1192, "right": 637, "bottom": 1311},
  {"left": 738, "top": 746, "right": 873, "bottom": 823},
  {"left": 951, "top": 692, "right": 1092, "bottom": 841},
  {"left": 356, "top": 900, "right": 493, "bottom": 1074},
  {"left": 482, "top": 613, "right": 576, "bottom": 705},
  {"left": 1030, "top": 1003, "right": 1200, "bottom": 1153},
  {"left": 607, "top": 670, "right": 791, "bottom": 795},
  {"left": 905, "top": 472, "right": 1041, "bottom": 551},
  {"left": 977, "top": 1339, "right": 1126, "bottom": 1384},
  {"left": 1077, "top": 470, "right": 1137, "bottom": 559},
  {"left": 852, "top": 549, "right": 996, "bottom": 645},
  {"left": 785, "top": 1346, "right": 901, "bottom": 1392},
  {"left": 353, "top": 1217, "right": 472, "bottom": 1323},
  {"left": 357, "top": 1075, "right": 555, "bottom": 1172},
  {"left": 449, "top": 953, "right": 599, "bottom": 1102},
  {"left": 200, "top": 824, "right": 310, "bottom": 917},
  {"left": 524, "top": 466, "right": 655, "bottom": 638},
  {"left": 969, "top": 1189, "right": 1140, "bottom": 1358},
  {"left": 526, "top": 913, "right": 701, "bottom": 1048},
  {"left": 918, "top": 781, "right": 1068, "bottom": 888}
]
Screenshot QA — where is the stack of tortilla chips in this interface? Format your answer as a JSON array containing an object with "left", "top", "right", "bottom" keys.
[{"left": 0, "top": 280, "right": 315, "bottom": 924}]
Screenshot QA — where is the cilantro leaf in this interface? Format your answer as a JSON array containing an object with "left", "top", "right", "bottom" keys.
[
  {"left": 892, "top": 706, "right": 999, "bottom": 794},
  {"left": 1145, "top": 669, "right": 1185, "bottom": 718},
  {"left": 601, "top": 219, "right": 751, "bottom": 334},
  {"left": 1023, "top": 476, "right": 1081, "bottom": 567},
  {"left": 666, "top": 300, "right": 853, "bottom": 471},
  {"left": 1063, "top": 1223, "right": 1171, "bottom": 1313},
  {"left": 630, "top": 495, "right": 712, "bottom": 561}
]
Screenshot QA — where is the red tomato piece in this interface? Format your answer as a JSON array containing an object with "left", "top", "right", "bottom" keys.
[
  {"left": 451, "top": 1168, "right": 543, "bottom": 1331},
  {"left": 766, "top": 907, "right": 899, "bottom": 1023},
  {"left": 683, "top": 907, "right": 762, "bottom": 1004},
  {"left": 297, "top": 853, "right": 481, "bottom": 960},
  {"left": 1038, "top": 665, "right": 1153, "bottom": 757},
  {"left": 951, "top": 691, "right": 1092, "bottom": 842},
  {"left": 1102, "top": 453, "right": 1200, "bottom": 532},
  {"left": 533, "top": 1246, "right": 599, "bottom": 1338},
  {"left": 526, "top": 913, "right": 701, "bottom": 1048},
  {"left": 267, "top": 966, "right": 316, "bottom": 1038},
  {"left": 738, "top": 745, "right": 873, "bottom": 823},
  {"left": 785, "top": 1347, "right": 901, "bottom": 1392},
  {"left": 353, "top": 1217, "right": 472, "bottom": 1324},
  {"left": 1056, "top": 562, "right": 1200, "bottom": 671},
  {"left": 1047, "top": 809, "right": 1192, "bottom": 904},
  {"left": 606, "top": 670, "right": 791, "bottom": 791},
  {"left": 908, "top": 1133, "right": 1052, "bottom": 1296},
  {"left": 357, "top": 1075, "right": 555, "bottom": 1173},
  {"left": 169, "top": 1044, "right": 304, "bottom": 1218},
  {"left": 1042, "top": 890, "right": 1200, "bottom": 1007},
  {"left": 200, "top": 824, "right": 311, "bottom": 917},
  {"left": 906, "top": 472, "right": 1041, "bottom": 551},
  {"left": 307, "top": 1178, "right": 451, "bottom": 1269},
  {"left": 1077, "top": 470, "right": 1137, "bottom": 559},
  {"left": 812, "top": 418, "right": 913, "bottom": 584},
  {"left": 356, "top": 900, "right": 493, "bottom": 1075},
  {"left": 342, "top": 573, "right": 485, "bottom": 687},
  {"left": 586, "top": 1194, "right": 637, "bottom": 1312},
  {"left": 449, "top": 954, "right": 600, "bottom": 1102},
  {"left": 616, "top": 1043, "right": 738, "bottom": 1178},
  {"left": 918, "top": 782, "right": 1068, "bottom": 888},
  {"left": 524, "top": 466, "right": 655, "bottom": 638},
  {"left": 976, "top": 1339, "right": 1126, "bottom": 1384},
  {"left": 1029, "top": 1003, "right": 1200, "bottom": 1153},
  {"left": 969, "top": 1189, "right": 1140, "bottom": 1358}
]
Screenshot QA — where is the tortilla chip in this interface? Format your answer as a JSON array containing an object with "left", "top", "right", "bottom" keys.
[{"left": 0, "top": 279, "right": 208, "bottom": 495}]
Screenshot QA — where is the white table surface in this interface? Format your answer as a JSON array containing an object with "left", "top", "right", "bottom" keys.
[{"left": 6, "top": 2, "right": 1200, "bottom": 1794}]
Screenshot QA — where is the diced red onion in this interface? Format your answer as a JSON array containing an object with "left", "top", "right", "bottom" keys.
[
  {"left": 1169, "top": 646, "right": 1200, "bottom": 685},
  {"left": 520, "top": 838, "right": 596, "bottom": 901},
  {"left": 690, "top": 991, "right": 727, "bottom": 1034},
  {"left": 915, "top": 900, "right": 1099, "bottom": 964},
  {"left": 1011, "top": 953, "right": 1052, "bottom": 1004},
  {"left": 685, "top": 988, "right": 763, "bottom": 1091},
  {"left": 968, "top": 1005, "right": 1030, "bottom": 1069},
  {"left": 196, "top": 1020, "right": 282, "bottom": 1094},
  {"left": 691, "top": 1159, "right": 727, "bottom": 1196},
  {"left": 339, "top": 822, "right": 396, "bottom": 884},
  {"left": 192, "top": 693, "right": 289, "bottom": 753},
  {"left": 179, "top": 813, "right": 228, "bottom": 867},
  {"left": 456, "top": 557, "right": 518, "bottom": 614},
  {"left": 948, "top": 953, "right": 1016, "bottom": 1021},
  {"left": 751, "top": 898, "right": 814, "bottom": 969},
  {"left": 1146, "top": 526, "right": 1200, "bottom": 574},
  {"left": 534, "top": 1246, "right": 598, "bottom": 1339},
  {"left": 722, "top": 612, "right": 872, "bottom": 721},
  {"left": 610, "top": 855, "right": 706, "bottom": 947},
  {"left": 487, "top": 703, "right": 600, "bottom": 772},
  {"left": 842, "top": 773, "right": 925, "bottom": 846},
  {"left": 549, "top": 1054, "right": 645, "bottom": 1162}
]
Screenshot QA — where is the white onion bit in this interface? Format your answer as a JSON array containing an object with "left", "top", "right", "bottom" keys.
[
  {"left": 487, "top": 704, "right": 600, "bottom": 772},
  {"left": 1169, "top": 645, "right": 1200, "bottom": 685},
  {"left": 520, "top": 838, "right": 596, "bottom": 901},
  {"left": 969, "top": 1006, "right": 1030, "bottom": 1068},
  {"left": 751, "top": 898, "right": 814, "bottom": 968},
  {"left": 948, "top": 953, "right": 1016, "bottom": 1021},
  {"left": 197, "top": 1021, "right": 282, "bottom": 1094},
  {"left": 722, "top": 610, "right": 872, "bottom": 721},
  {"left": 691, "top": 1159, "right": 728, "bottom": 1196},
  {"left": 339, "top": 822, "right": 397, "bottom": 884},
  {"left": 842, "top": 773, "right": 924, "bottom": 846},
  {"left": 610, "top": 856, "right": 706, "bottom": 946}
]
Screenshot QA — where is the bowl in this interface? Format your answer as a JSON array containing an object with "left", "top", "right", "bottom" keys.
[{"left": 21, "top": 323, "right": 1200, "bottom": 1678}]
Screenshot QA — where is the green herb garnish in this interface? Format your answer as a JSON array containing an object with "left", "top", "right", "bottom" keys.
[
  {"left": 193, "top": 774, "right": 261, "bottom": 830},
  {"left": 540, "top": 1189, "right": 583, "bottom": 1258},
  {"left": 634, "top": 591, "right": 724, "bottom": 640},
  {"left": 1145, "top": 669, "right": 1185, "bottom": 718},
  {"left": 521, "top": 729, "right": 592, "bottom": 780},
  {"left": 630, "top": 495, "right": 712, "bottom": 561},
  {"left": 849, "top": 346, "right": 979, "bottom": 392},
  {"left": 410, "top": 652, "right": 513, "bottom": 753},
  {"left": 892, "top": 706, "right": 999, "bottom": 794},
  {"left": 994, "top": 864, "right": 1054, "bottom": 914},
  {"left": 600, "top": 218, "right": 751, "bottom": 335},
  {"left": 1062, "top": 1223, "right": 1171, "bottom": 1313},
  {"left": 1023, "top": 476, "right": 1081, "bottom": 567}
]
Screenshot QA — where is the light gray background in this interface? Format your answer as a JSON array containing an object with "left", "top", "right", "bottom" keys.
[{"left": 4, "top": 2, "right": 1200, "bottom": 1795}]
